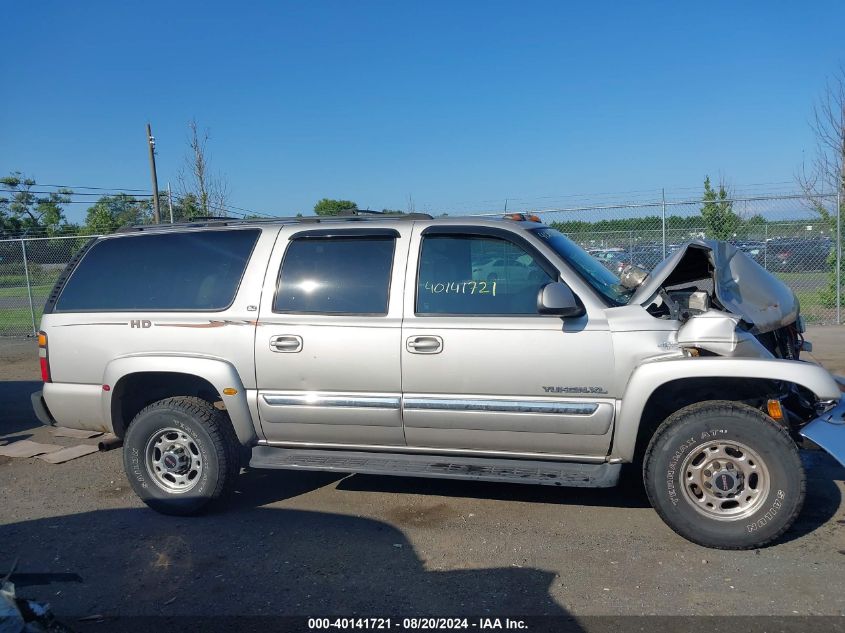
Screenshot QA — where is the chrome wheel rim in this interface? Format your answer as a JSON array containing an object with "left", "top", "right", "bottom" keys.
[
  {"left": 145, "top": 427, "right": 203, "bottom": 493},
  {"left": 679, "top": 439, "right": 770, "bottom": 521}
]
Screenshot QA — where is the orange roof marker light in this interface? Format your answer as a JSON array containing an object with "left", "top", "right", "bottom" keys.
[{"left": 503, "top": 213, "right": 542, "bottom": 222}]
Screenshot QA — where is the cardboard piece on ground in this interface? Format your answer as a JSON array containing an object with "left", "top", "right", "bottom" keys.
[
  {"left": 37, "top": 444, "right": 100, "bottom": 464},
  {"left": 0, "top": 440, "right": 64, "bottom": 458},
  {"left": 51, "top": 427, "right": 103, "bottom": 439}
]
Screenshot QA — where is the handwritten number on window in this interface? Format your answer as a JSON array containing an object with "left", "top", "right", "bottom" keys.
[{"left": 423, "top": 280, "right": 497, "bottom": 296}]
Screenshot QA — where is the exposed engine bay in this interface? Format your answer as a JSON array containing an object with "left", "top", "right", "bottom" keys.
[{"left": 628, "top": 240, "right": 804, "bottom": 360}]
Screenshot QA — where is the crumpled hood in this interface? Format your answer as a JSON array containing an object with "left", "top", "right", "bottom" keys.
[{"left": 630, "top": 239, "right": 799, "bottom": 333}]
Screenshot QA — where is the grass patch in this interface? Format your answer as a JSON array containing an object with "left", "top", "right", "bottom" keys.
[
  {"left": 0, "top": 284, "right": 52, "bottom": 298},
  {"left": 0, "top": 306, "right": 41, "bottom": 336},
  {"left": 773, "top": 271, "right": 827, "bottom": 284}
]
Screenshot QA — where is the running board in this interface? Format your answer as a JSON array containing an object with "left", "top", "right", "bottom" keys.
[{"left": 249, "top": 446, "right": 620, "bottom": 488}]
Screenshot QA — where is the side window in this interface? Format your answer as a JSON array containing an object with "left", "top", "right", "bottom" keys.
[
  {"left": 55, "top": 229, "right": 260, "bottom": 311},
  {"left": 274, "top": 237, "right": 395, "bottom": 315},
  {"left": 416, "top": 234, "right": 554, "bottom": 315}
]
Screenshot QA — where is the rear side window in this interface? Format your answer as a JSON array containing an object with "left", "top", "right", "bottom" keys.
[
  {"left": 274, "top": 237, "right": 395, "bottom": 314},
  {"left": 55, "top": 229, "right": 260, "bottom": 311}
]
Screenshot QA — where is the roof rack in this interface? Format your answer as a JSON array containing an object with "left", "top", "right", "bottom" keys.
[{"left": 115, "top": 210, "right": 434, "bottom": 233}]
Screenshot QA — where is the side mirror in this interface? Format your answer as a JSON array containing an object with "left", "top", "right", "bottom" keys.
[{"left": 537, "top": 282, "right": 584, "bottom": 317}]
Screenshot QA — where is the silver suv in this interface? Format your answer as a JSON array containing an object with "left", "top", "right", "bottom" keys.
[{"left": 30, "top": 212, "right": 845, "bottom": 549}]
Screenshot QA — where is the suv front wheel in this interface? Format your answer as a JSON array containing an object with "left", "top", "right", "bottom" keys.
[
  {"left": 123, "top": 396, "right": 241, "bottom": 515},
  {"left": 644, "top": 400, "right": 805, "bottom": 549}
]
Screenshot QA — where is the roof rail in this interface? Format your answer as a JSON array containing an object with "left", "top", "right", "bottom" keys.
[{"left": 115, "top": 210, "right": 434, "bottom": 233}]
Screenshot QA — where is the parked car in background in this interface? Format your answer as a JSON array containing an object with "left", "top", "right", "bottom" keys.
[
  {"left": 472, "top": 253, "right": 535, "bottom": 281},
  {"left": 588, "top": 248, "right": 627, "bottom": 273},
  {"left": 615, "top": 247, "right": 663, "bottom": 272},
  {"left": 733, "top": 241, "right": 767, "bottom": 267},
  {"left": 766, "top": 237, "right": 832, "bottom": 272},
  {"left": 589, "top": 247, "right": 663, "bottom": 274}
]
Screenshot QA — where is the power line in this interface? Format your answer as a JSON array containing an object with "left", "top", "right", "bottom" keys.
[
  {"left": 0, "top": 190, "right": 156, "bottom": 197},
  {"left": 34, "top": 183, "right": 152, "bottom": 192},
  {"left": 2, "top": 187, "right": 276, "bottom": 218}
]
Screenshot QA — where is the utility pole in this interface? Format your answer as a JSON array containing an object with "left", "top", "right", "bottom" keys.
[
  {"left": 167, "top": 182, "right": 174, "bottom": 224},
  {"left": 146, "top": 122, "right": 161, "bottom": 224}
]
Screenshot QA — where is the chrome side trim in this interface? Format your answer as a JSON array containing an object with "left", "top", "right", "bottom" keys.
[
  {"left": 262, "top": 393, "right": 401, "bottom": 409},
  {"left": 403, "top": 397, "right": 599, "bottom": 416},
  {"left": 257, "top": 439, "right": 609, "bottom": 463}
]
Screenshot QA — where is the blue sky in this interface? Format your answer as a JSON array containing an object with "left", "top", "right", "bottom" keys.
[{"left": 2, "top": 1, "right": 844, "bottom": 222}]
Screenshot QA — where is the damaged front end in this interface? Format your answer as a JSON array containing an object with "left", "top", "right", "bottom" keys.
[
  {"left": 631, "top": 239, "right": 805, "bottom": 360},
  {"left": 630, "top": 240, "right": 845, "bottom": 465}
]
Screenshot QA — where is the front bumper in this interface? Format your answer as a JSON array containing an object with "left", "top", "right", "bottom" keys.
[
  {"left": 800, "top": 398, "right": 845, "bottom": 468},
  {"left": 30, "top": 390, "right": 56, "bottom": 427}
]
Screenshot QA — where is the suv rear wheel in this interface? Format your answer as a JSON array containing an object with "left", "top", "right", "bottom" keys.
[
  {"left": 123, "top": 396, "right": 241, "bottom": 515},
  {"left": 643, "top": 400, "right": 805, "bottom": 549}
]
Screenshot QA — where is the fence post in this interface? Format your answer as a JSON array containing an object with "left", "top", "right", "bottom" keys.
[
  {"left": 764, "top": 223, "right": 768, "bottom": 270},
  {"left": 21, "top": 238, "right": 37, "bottom": 336},
  {"left": 661, "top": 188, "right": 666, "bottom": 258},
  {"left": 837, "top": 191, "right": 842, "bottom": 325}
]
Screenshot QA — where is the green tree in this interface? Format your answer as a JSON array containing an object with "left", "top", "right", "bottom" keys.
[
  {"left": 0, "top": 172, "right": 72, "bottom": 235},
  {"left": 314, "top": 198, "right": 357, "bottom": 216},
  {"left": 84, "top": 193, "right": 153, "bottom": 234},
  {"left": 168, "top": 192, "right": 205, "bottom": 222},
  {"left": 700, "top": 176, "right": 740, "bottom": 240}
]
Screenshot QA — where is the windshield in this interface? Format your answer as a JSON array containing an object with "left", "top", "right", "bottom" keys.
[{"left": 530, "top": 227, "right": 635, "bottom": 306}]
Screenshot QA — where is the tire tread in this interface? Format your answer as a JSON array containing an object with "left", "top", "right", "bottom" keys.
[
  {"left": 126, "top": 396, "right": 241, "bottom": 514},
  {"left": 643, "top": 400, "right": 805, "bottom": 550}
]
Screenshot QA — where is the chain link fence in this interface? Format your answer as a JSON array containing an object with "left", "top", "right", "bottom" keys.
[
  {"left": 0, "top": 191, "right": 842, "bottom": 336},
  {"left": 0, "top": 234, "right": 98, "bottom": 337},
  {"left": 526, "top": 191, "right": 843, "bottom": 325}
]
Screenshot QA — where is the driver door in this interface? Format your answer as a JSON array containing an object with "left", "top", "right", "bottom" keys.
[{"left": 400, "top": 225, "right": 616, "bottom": 457}]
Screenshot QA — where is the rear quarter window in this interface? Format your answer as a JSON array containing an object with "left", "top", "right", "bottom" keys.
[{"left": 55, "top": 229, "right": 260, "bottom": 312}]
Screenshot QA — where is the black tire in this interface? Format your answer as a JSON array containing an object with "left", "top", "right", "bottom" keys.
[
  {"left": 643, "top": 400, "right": 805, "bottom": 549},
  {"left": 123, "top": 396, "right": 241, "bottom": 516}
]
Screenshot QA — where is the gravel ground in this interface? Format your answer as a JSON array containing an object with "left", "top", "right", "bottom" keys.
[{"left": 1, "top": 331, "right": 844, "bottom": 622}]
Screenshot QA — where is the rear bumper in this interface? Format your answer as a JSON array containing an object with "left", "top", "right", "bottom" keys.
[
  {"left": 800, "top": 398, "right": 845, "bottom": 468},
  {"left": 30, "top": 390, "right": 57, "bottom": 427}
]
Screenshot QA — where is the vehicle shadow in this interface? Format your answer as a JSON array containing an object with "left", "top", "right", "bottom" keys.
[
  {"left": 0, "top": 380, "right": 42, "bottom": 441},
  {"left": 228, "top": 468, "right": 347, "bottom": 509},
  {"left": 230, "top": 452, "right": 840, "bottom": 545},
  {"left": 335, "top": 471, "right": 651, "bottom": 509},
  {"left": 777, "top": 449, "right": 844, "bottom": 545},
  {"left": 0, "top": 507, "right": 577, "bottom": 626}
]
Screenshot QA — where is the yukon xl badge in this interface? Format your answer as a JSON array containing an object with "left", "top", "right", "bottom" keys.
[{"left": 543, "top": 386, "right": 608, "bottom": 395}]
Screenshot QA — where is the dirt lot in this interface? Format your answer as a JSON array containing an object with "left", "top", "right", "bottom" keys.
[{"left": 1, "top": 331, "right": 844, "bottom": 624}]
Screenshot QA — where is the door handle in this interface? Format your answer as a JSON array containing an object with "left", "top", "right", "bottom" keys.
[
  {"left": 406, "top": 335, "right": 443, "bottom": 354},
  {"left": 270, "top": 335, "right": 303, "bottom": 353}
]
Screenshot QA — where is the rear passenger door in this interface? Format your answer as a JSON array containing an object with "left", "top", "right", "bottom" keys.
[{"left": 254, "top": 226, "right": 409, "bottom": 446}]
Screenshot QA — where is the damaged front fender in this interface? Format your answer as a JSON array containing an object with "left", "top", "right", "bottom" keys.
[{"left": 800, "top": 399, "right": 845, "bottom": 468}]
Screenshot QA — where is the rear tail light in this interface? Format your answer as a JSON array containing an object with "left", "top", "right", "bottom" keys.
[{"left": 38, "top": 330, "right": 51, "bottom": 383}]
